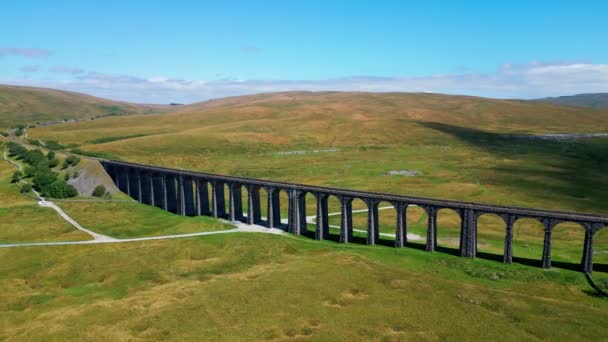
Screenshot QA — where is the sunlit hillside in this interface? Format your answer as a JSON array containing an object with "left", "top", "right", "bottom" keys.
[
  {"left": 30, "top": 91, "right": 608, "bottom": 213},
  {"left": 0, "top": 85, "right": 169, "bottom": 129}
]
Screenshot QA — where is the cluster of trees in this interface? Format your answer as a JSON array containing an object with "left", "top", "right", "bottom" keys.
[
  {"left": 7, "top": 142, "right": 79, "bottom": 198},
  {"left": 13, "top": 124, "right": 27, "bottom": 137}
]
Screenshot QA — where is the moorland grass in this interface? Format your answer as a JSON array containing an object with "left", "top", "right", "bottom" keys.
[
  {"left": 57, "top": 201, "right": 233, "bottom": 238},
  {"left": 0, "top": 233, "right": 607, "bottom": 340},
  {"left": 8, "top": 92, "right": 608, "bottom": 338}
]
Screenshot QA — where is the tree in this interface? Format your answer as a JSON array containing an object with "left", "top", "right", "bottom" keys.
[
  {"left": 46, "top": 180, "right": 78, "bottom": 198},
  {"left": 20, "top": 184, "right": 32, "bottom": 193},
  {"left": 23, "top": 149, "right": 45, "bottom": 166},
  {"left": 11, "top": 171, "right": 22, "bottom": 183},
  {"left": 92, "top": 185, "right": 106, "bottom": 197},
  {"left": 48, "top": 158, "right": 60, "bottom": 168},
  {"left": 62, "top": 155, "right": 80, "bottom": 169},
  {"left": 47, "top": 151, "right": 55, "bottom": 160},
  {"left": 33, "top": 169, "right": 58, "bottom": 191}
]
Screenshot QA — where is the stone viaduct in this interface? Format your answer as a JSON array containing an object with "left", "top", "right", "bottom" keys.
[{"left": 101, "top": 160, "right": 608, "bottom": 273}]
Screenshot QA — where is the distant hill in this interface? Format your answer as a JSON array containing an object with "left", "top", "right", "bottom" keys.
[
  {"left": 0, "top": 84, "right": 170, "bottom": 129},
  {"left": 536, "top": 93, "right": 608, "bottom": 109}
]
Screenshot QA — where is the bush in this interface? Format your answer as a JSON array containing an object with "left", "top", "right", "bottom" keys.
[
  {"left": 27, "top": 139, "right": 41, "bottom": 146},
  {"left": 20, "top": 184, "right": 32, "bottom": 193},
  {"left": 45, "top": 180, "right": 78, "bottom": 198},
  {"left": 92, "top": 185, "right": 106, "bottom": 197},
  {"left": 23, "top": 149, "right": 45, "bottom": 165},
  {"left": 33, "top": 169, "right": 58, "bottom": 190},
  {"left": 62, "top": 155, "right": 80, "bottom": 169},
  {"left": 73, "top": 171, "right": 79, "bottom": 179},
  {"left": 48, "top": 158, "right": 60, "bottom": 168},
  {"left": 47, "top": 151, "right": 55, "bottom": 160},
  {"left": 11, "top": 171, "right": 22, "bottom": 183},
  {"left": 45, "top": 140, "right": 66, "bottom": 150},
  {"left": 7, "top": 143, "right": 27, "bottom": 158},
  {"left": 64, "top": 173, "right": 70, "bottom": 181}
]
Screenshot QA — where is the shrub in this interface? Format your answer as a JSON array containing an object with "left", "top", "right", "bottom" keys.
[
  {"left": 47, "top": 151, "right": 55, "bottom": 160},
  {"left": 7, "top": 143, "right": 27, "bottom": 158},
  {"left": 44, "top": 140, "right": 66, "bottom": 150},
  {"left": 11, "top": 171, "right": 22, "bottom": 183},
  {"left": 20, "top": 184, "right": 32, "bottom": 193},
  {"left": 23, "top": 149, "right": 45, "bottom": 166},
  {"left": 27, "top": 139, "right": 41, "bottom": 146},
  {"left": 64, "top": 173, "right": 70, "bottom": 181},
  {"left": 45, "top": 180, "right": 78, "bottom": 198},
  {"left": 62, "top": 155, "right": 80, "bottom": 168},
  {"left": 48, "top": 158, "right": 60, "bottom": 168},
  {"left": 92, "top": 185, "right": 106, "bottom": 197},
  {"left": 33, "top": 169, "right": 58, "bottom": 190},
  {"left": 73, "top": 171, "right": 79, "bottom": 179}
]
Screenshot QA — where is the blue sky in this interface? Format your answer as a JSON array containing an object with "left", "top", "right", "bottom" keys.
[{"left": 1, "top": 0, "right": 607, "bottom": 103}]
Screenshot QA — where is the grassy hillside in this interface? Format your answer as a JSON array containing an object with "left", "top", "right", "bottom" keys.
[
  {"left": 30, "top": 91, "right": 608, "bottom": 213},
  {"left": 3, "top": 92, "right": 608, "bottom": 339},
  {"left": 0, "top": 84, "right": 169, "bottom": 129},
  {"left": 538, "top": 93, "right": 608, "bottom": 109}
]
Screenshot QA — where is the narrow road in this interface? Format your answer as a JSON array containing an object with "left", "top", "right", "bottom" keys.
[
  {"left": 306, "top": 206, "right": 425, "bottom": 241},
  {"left": 1, "top": 142, "right": 420, "bottom": 248}
]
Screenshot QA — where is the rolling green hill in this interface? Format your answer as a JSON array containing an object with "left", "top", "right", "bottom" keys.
[
  {"left": 4, "top": 90, "right": 608, "bottom": 339},
  {"left": 537, "top": 93, "right": 608, "bottom": 109},
  {"left": 0, "top": 84, "right": 170, "bottom": 129},
  {"left": 30, "top": 91, "right": 608, "bottom": 213}
]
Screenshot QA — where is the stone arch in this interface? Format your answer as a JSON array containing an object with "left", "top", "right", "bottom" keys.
[
  {"left": 222, "top": 182, "right": 231, "bottom": 218},
  {"left": 376, "top": 200, "right": 397, "bottom": 246},
  {"left": 323, "top": 194, "right": 343, "bottom": 241},
  {"left": 475, "top": 212, "right": 509, "bottom": 261},
  {"left": 404, "top": 204, "right": 427, "bottom": 249},
  {"left": 592, "top": 225, "right": 608, "bottom": 276},
  {"left": 550, "top": 221, "right": 586, "bottom": 270},
  {"left": 258, "top": 186, "right": 269, "bottom": 226},
  {"left": 301, "top": 191, "right": 317, "bottom": 237},
  {"left": 349, "top": 197, "right": 369, "bottom": 244},
  {"left": 193, "top": 178, "right": 211, "bottom": 216},
  {"left": 435, "top": 207, "right": 462, "bottom": 254},
  {"left": 511, "top": 217, "right": 546, "bottom": 267}
]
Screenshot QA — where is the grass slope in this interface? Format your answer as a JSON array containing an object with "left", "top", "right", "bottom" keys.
[
  {"left": 538, "top": 93, "right": 608, "bottom": 109},
  {"left": 57, "top": 201, "right": 233, "bottom": 238},
  {"left": 0, "top": 84, "right": 169, "bottom": 129},
  {"left": 0, "top": 145, "right": 91, "bottom": 242},
  {"left": 1, "top": 234, "right": 607, "bottom": 340},
  {"left": 30, "top": 91, "right": 608, "bottom": 214}
]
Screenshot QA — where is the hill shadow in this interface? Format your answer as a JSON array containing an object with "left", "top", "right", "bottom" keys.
[
  {"left": 417, "top": 121, "right": 608, "bottom": 272},
  {"left": 418, "top": 121, "right": 608, "bottom": 214}
]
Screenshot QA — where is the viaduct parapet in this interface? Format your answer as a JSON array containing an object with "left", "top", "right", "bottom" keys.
[{"left": 101, "top": 160, "right": 608, "bottom": 273}]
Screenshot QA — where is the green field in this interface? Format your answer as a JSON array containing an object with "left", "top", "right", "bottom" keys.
[
  {"left": 57, "top": 201, "right": 233, "bottom": 238},
  {"left": 0, "top": 85, "right": 171, "bottom": 129},
  {"left": 1, "top": 234, "right": 607, "bottom": 340},
  {"left": 2, "top": 91, "right": 608, "bottom": 339}
]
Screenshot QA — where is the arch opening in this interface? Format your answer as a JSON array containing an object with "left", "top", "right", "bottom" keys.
[
  {"left": 404, "top": 204, "right": 427, "bottom": 250},
  {"left": 511, "top": 217, "right": 545, "bottom": 268},
  {"left": 592, "top": 227, "right": 608, "bottom": 282},
  {"left": 435, "top": 208, "right": 461, "bottom": 255},
  {"left": 551, "top": 221, "right": 586, "bottom": 271},
  {"left": 476, "top": 213, "right": 509, "bottom": 262}
]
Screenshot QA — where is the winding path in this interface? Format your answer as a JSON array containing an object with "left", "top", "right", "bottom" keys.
[{"left": 2, "top": 143, "right": 417, "bottom": 248}]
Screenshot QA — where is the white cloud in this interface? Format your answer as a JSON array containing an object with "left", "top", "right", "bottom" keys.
[
  {"left": 0, "top": 47, "right": 51, "bottom": 58},
  {"left": 49, "top": 65, "right": 85, "bottom": 74},
  {"left": 3, "top": 62, "right": 608, "bottom": 104},
  {"left": 19, "top": 65, "right": 40, "bottom": 72}
]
